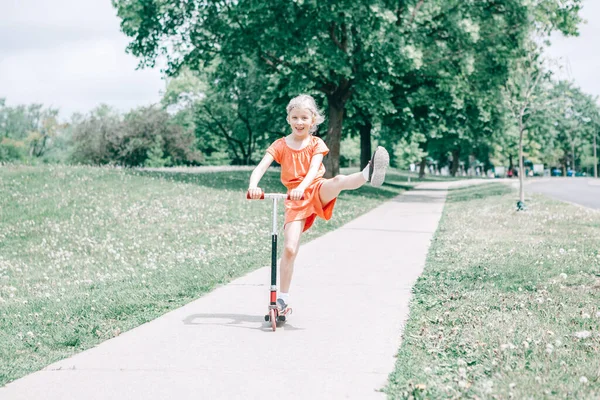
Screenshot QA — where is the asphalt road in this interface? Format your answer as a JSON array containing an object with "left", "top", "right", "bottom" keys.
[{"left": 526, "top": 178, "right": 600, "bottom": 210}]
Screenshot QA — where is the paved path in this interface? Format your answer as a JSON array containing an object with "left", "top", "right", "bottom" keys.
[{"left": 0, "top": 180, "right": 489, "bottom": 400}]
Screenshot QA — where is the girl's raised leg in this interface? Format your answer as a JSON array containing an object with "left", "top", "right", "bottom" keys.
[{"left": 319, "top": 172, "right": 366, "bottom": 206}]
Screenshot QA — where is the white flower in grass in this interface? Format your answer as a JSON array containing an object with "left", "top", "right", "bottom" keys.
[
  {"left": 582, "top": 313, "right": 591, "bottom": 319},
  {"left": 574, "top": 331, "right": 591, "bottom": 339},
  {"left": 559, "top": 273, "right": 567, "bottom": 280},
  {"left": 546, "top": 343, "right": 554, "bottom": 354},
  {"left": 596, "top": 311, "right": 600, "bottom": 318},
  {"left": 559, "top": 248, "right": 565, "bottom": 254},
  {"left": 580, "top": 376, "right": 588, "bottom": 384}
]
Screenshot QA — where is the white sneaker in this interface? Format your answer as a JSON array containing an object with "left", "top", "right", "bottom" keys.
[{"left": 368, "top": 146, "right": 389, "bottom": 187}]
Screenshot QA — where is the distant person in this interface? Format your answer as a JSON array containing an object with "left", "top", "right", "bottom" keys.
[{"left": 247, "top": 94, "right": 389, "bottom": 313}]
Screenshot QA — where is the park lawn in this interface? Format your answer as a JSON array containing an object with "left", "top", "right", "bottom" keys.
[
  {"left": 0, "top": 164, "right": 406, "bottom": 387},
  {"left": 386, "top": 184, "right": 600, "bottom": 399}
]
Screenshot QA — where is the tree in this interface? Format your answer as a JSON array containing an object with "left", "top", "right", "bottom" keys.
[
  {"left": 112, "top": 0, "right": 431, "bottom": 176},
  {"left": 503, "top": 47, "right": 546, "bottom": 209},
  {"left": 70, "top": 105, "right": 202, "bottom": 167},
  {"left": 0, "top": 99, "right": 62, "bottom": 160}
]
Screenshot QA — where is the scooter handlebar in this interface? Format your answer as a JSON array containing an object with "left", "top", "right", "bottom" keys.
[{"left": 246, "top": 191, "right": 303, "bottom": 200}]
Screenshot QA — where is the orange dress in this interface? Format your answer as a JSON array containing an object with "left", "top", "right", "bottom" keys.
[{"left": 267, "top": 136, "right": 337, "bottom": 232}]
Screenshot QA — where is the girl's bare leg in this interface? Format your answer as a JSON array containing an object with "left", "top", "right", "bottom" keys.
[
  {"left": 279, "top": 219, "right": 305, "bottom": 293},
  {"left": 319, "top": 172, "right": 367, "bottom": 205}
]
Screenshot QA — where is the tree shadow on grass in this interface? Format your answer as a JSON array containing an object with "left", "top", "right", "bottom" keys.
[
  {"left": 133, "top": 170, "right": 286, "bottom": 193},
  {"left": 182, "top": 313, "right": 304, "bottom": 332}
]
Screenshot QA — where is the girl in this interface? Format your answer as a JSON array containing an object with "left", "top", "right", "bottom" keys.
[{"left": 247, "top": 94, "right": 389, "bottom": 312}]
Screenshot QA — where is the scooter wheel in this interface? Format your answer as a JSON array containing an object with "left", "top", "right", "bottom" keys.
[
  {"left": 278, "top": 315, "right": 286, "bottom": 322},
  {"left": 264, "top": 314, "right": 270, "bottom": 322},
  {"left": 269, "top": 309, "right": 276, "bottom": 331}
]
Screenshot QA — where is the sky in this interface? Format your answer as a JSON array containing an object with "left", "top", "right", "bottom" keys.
[
  {"left": 544, "top": 0, "right": 600, "bottom": 100},
  {"left": 0, "top": 0, "right": 164, "bottom": 120},
  {"left": 0, "top": 0, "right": 598, "bottom": 121}
]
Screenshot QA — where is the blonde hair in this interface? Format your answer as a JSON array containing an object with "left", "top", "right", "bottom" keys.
[{"left": 286, "top": 94, "right": 325, "bottom": 134}]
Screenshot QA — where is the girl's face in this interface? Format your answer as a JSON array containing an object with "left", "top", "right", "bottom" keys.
[{"left": 287, "top": 107, "right": 314, "bottom": 138}]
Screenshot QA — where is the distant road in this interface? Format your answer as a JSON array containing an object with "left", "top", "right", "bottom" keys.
[{"left": 526, "top": 178, "right": 600, "bottom": 210}]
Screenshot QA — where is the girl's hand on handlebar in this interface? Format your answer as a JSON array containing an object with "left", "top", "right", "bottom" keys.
[
  {"left": 247, "top": 187, "right": 263, "bottom": 199},
  {"left": 289, "top": 188, "right": 304, "bottom": 201}
]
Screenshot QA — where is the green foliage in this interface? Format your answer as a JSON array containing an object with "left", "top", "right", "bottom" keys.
[
  {"left": 340, "top": 135, "right": 361, "bottom": 167},
  {"left": 0, "top": 138, "right": 27, "bottom": 162},
  {"left": 70, "top": 105, "right": 202, "bottom": 167},
  {"left": 163, "top": 61, "right": 281, "bottom": 165},
  {"left": 0, "top": 98, "right": 62, "bottom": 159},
  {"left": 393, "top": 135, "right": 427, "bottom": 169},
  {"left": 144, "top": 135, "right": 172, "bottom": 167}
]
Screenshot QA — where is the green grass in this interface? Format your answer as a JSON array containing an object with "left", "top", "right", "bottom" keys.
[
  {"left": 0, "top": 164, "right": 407, "bottom": 386},
  {"left": 386, "top": 184, "right": 600, "bottom": 399}
]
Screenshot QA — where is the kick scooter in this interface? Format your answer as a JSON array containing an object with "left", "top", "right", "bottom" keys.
[{"left": 246, "top": 190, "right": 295, "bottom": 331}]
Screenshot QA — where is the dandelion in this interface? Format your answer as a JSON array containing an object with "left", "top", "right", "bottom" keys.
[
  {"left": 559, "top": 273, "right": 567, "bottom": 279},
  {"left": 574, "top": 331, "right": 591, "bottom": 339},
  {"left": 546, "top": 343, "right": 554, "bottom": 354},
  {"left": 559, "top": 248, "right": 565, "bottom": 254},
  {"left": 580, "top": 376, "right": 588, "bottom": 384}
]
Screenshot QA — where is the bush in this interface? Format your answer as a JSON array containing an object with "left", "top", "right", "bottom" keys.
[{"left": 0, "top": 138, "right": 27, "bottom": 161}]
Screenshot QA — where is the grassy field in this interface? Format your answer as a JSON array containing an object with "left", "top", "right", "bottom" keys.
[
  {"left": 0, "top": 164, "right": 408, "bottom": 387},
  {"left": 386, "top": 184, "right": 600, "bottom": 399}
]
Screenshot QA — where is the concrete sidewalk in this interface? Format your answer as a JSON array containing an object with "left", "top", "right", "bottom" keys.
[{"left": 0, "top": 181, "right": 473, "bottom": 400}]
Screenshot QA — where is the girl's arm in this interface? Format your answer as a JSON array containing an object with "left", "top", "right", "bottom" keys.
[
  {"left": 291, "top": 153, "right": 324, "bottom": 199},
  {"left": 248, "top": 153, "right": 275, "bottom": 198}
]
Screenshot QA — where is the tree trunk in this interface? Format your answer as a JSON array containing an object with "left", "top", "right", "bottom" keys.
[
  {"left": 571, "top": 141, "right": 576, "bottom": 178},
  {"left": 323, "top": 94, "right": 345, "bottom": 178},
  {"left": 450, "top": 148, "right": 460, "bottom": 177},
  {"left": 419, "top": 156, "right": 426, "bottom": 179},
  {"left": 359, "top": 119, "right": 372, "bottom": 170},
  {"left": 518, "top": 126, "right": 525, "bottom": 204}
]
